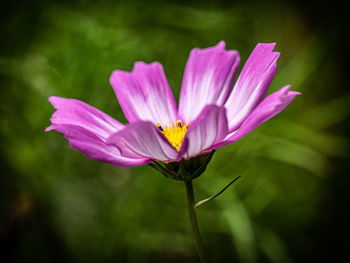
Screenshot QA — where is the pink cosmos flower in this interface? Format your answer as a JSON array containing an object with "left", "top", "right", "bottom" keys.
[{"left": 46, "top": 42, "right": 299, "bottom": 169}]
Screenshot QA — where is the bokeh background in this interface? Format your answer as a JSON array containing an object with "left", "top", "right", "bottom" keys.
[{"left": 1, "top": 0, "right": 349, "bottom": 262}]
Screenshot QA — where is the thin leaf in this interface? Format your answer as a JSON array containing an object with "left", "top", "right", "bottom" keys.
[{"left": 195, "top": 176, "right": 241, "bottom": 208}]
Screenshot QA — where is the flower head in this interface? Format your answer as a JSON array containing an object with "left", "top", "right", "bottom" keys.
[{"left": 46, "top": 41, "right": 300, "bottom": 171}]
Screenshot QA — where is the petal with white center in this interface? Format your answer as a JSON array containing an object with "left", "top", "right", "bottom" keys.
[
  {"left": 110, "top": 62, "right": 177, "bottom": 127},
  {"left": 181, "top": 105, "right": 228, "bottom": 158},
  {"left": 107, "top": 121, "right": 179, "bottom": 162},
  {"left": 225, "top": 43, "right": 280, "bottom": 131},
  {"left": 178, "top": 41, "right": 240, "bottom": 123},
  {"left": 214, "top": 86, "right": 300, "bottom": 148}
]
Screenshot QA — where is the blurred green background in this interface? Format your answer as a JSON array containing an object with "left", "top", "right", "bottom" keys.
[{"left": 1, "top": 0, "right": 349, "bottom": 262}]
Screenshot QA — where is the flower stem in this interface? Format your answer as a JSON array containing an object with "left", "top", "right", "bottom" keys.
[{"left": 185, "top": 180, "right": 208, "bottom": 263}]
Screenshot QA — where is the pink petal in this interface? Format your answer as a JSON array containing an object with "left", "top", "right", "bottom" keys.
[
  {"left": 224, "top": 43, "right": 280, "bottom": 131},
  {"left": 110, "top": 62, "right": 177, "bottom": 127},
  {"left": 59, "top": 124, "right": 150, "bottom": 167},
  {"left": 178, "top": 41, "right": 240, "bottom": 123},
  {"left": 214, "top": 86, "right": 300, "bottom": 148},
  {"left": 181, "top": 105, "right": 228, "bottom": 158},
  {"left": 46, "top": 96, "right": 149, "bottom": 167},
  {"left": 107, "top": 121, "right": 179, "bottom": 162},
  {"left": 46, "top": 96, "right": 123, "bottom": 138}
]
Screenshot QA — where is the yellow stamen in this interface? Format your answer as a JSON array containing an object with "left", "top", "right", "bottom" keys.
[{"left": 157, "top": 120, "right": 189, "bottom": 151}]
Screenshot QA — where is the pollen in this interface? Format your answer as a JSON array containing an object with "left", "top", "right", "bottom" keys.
[{"left": 157, "top": 120, "right": 189, "bottom": 151}]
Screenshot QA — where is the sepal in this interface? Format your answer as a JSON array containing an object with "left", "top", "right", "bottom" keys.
[{"left": 148, "top": 150, "right": 215, "bottom": 181}]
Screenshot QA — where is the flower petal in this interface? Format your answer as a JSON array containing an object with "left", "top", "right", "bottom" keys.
[
  {"left": 181, "top": 105, "right": 228, "bottom": 158},
  {"left": 59, "top": 124, "right": 150, "bottom": 167},
  {"left": 224, "top": 43, "right": 280, "bottom": 131},
  {"left": 107, "top": 121, "right": 179, "bottom": 161},
  {"left": 214, "top": 86, "right": 300, "bottom": 148},
  {"left": 46, "top": 97, "right": 150, "bottom": 167},
  {"left": 178, "top": 41, "right": 240, "bottom": 123},
  {"left": 46, "top": 96, "right": 123, "bottom": 138},
  {"left": 110, "top": 62, "right": 177, "bottom": 126}
]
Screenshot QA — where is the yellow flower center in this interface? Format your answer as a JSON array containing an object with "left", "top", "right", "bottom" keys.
[{"left": 157, "top": 120, "right": 189, "bottom": 152}]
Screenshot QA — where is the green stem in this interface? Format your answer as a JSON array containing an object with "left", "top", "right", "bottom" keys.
[{"left": 185, "top": 180, "right": 208, "bottom": 263}]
